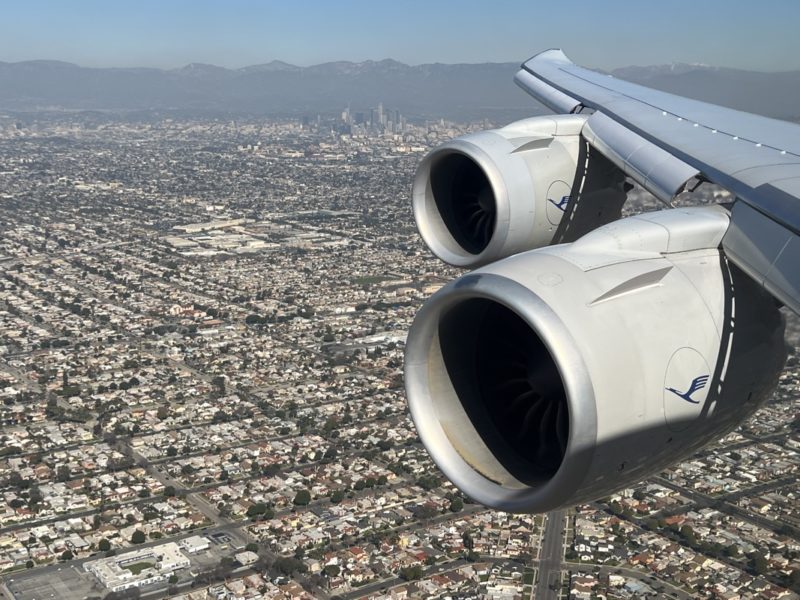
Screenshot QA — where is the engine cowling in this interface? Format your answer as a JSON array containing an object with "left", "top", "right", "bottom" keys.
[
  {"left": 404, "top": 207, "right": 787, "bottom": 513},
  {"left": 412, "top": 115, "right": 586, "bottom": 267}
]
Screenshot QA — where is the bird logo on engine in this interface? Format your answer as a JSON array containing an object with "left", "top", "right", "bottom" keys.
[
  {"left": 548, "top": 195, "right": 570, "bottom": 212},
  {"left": 665, "top": 375, "right": 709, "bottom": 404}
]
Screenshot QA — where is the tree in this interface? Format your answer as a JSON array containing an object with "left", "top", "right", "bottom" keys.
[
  {"left": 7, "top": 470, "right": 25, "bottom": 489},
  {"left": 414, "top": 504, "right": 439, "bottom": 520},
  {"left": 293, "top": 489, "right": 311, "bottom": 506},
  {"left": 565, "top": 548, "right": 578, "bottom": 560},
  {"left": 166, "top": 446, "right": 178, "bottom": 457},
  {"left": 679, "top": 525, "right": 697, "bottom": 547},
  {"left": 163, "top": 485, "right": 176, "bottom": 497},
  {"left": 789, "top": 569, "right": 800, "bottom": 592},
  {"left": 416, "top": 474, "right": 440, "bottom": 491},
  {"left": 330, "top": 490, "right": 345, "bottom": 504},
  {"left": 28, "top": 485, "right": 43, "bottom": 507},
  {"left": 56, "top": 465, "right": 71, "bottom": 482},
  {"left": 752, "top": 553, "right": 768, "bottom": 575},
  {"left": 274, "top": 557, "right": 307, "bottom": 575},
  {"left": 131, "top": 530, "right": 146, "bottom": 544},
  {"left": 211, "top": 376, "right": 226, "bottom": 394},
  {"left": 449, "top": 497, "right": 464, "bottom": 513},
  {"left": 324, "top": 564, "right": 341, "bottom": 577},
  {"left": 262, "top": 463, "right": 281, "bottom": 477},
  {"left": 245, "top": 542, "right": 259, "bottom": 553},
  {"left": 399, "top": 565, "right": 423, "bottom": 581},
  {"left": 245, "top": 314, "right": 263, "bottom": 326},
  {"left": 462, "top": 531, "right": 474, "bottom": 550},
  {"left": 60, "top": 550, "right": 73, "bottom": 561},
  {"left": 246, "top": 502, "right": 273, "bottom": 518},
  {"left": 98, "top": 538, "right": 111, "bottom": 552}
]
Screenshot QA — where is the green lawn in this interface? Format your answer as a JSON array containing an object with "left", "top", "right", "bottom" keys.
[
  {"left": 523, "top": 571, "right": 535, "bottom": 585},
  {"left": 122, "top": 561, "right": 154, "bottom": 575},
  {"left": 353, "top": 275, "right": 391, "bottom": 285}
]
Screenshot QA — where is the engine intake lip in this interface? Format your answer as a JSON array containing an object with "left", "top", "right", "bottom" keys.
[
  {"left": 405, "top": 272, "right": 597, "bottom": 513},
  {"left": 412, "top": 138, "right": 511, "bottom": 268}
]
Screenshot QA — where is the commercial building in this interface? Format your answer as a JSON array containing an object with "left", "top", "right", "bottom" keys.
[{"left": 84, "top": 542, "right": 190, "bottom": 592}]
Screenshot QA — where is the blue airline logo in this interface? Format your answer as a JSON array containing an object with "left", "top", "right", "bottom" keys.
[
  {"left": 665, "top": 375, "right": 709, "bottom": 404},
  {"left": 548, "top": 195, "right": 570, "bottom": 211}
]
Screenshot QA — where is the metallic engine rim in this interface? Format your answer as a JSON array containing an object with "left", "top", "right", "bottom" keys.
[
  {"left": 411, "top": 139, "right": 511, "bottom": 268},
  {"left": 405, "top": 272, "right": 597, "bottom": 512}
]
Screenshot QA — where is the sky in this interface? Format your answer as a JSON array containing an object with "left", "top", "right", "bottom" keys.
[{"left": 1, "top": 0, "right": 799, "bottom": 71}]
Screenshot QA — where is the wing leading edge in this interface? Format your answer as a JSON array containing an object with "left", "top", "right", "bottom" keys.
[{"left": 516, "top": 49, "right": 800, "bottom": 314}]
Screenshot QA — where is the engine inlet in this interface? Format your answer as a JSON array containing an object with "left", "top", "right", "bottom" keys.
[
  {"left": 405, "top": 270, "right": 596, "bottom": 512},
  {"left": 438, "top": 299, "right": 569, "bottom": 483},
  {"left": 429, "top": 153, "right": 497, "bottom": 255}
]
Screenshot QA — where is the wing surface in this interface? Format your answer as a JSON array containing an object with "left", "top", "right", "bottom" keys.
[{"left": 517, "top": 49, "right": 800, "bottom": 313}]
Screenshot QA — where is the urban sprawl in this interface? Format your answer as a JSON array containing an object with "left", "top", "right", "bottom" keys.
[{"left": 0, "top": 109, "right": 797, "bottom": 600}]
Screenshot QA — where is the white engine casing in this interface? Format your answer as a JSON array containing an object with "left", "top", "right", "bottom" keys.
[
  {"left": 412, "top": 115, "right": 586, "bottom": 267},
  {"left": 404, "top": 206, "right": 786, "bottom": 512}
]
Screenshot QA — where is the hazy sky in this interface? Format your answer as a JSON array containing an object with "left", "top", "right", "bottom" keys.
[{"left": 2, "top": 0, "right": 799, "bottom": 71}]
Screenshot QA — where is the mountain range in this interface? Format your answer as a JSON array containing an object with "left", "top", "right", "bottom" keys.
[{"left": 1, "top": 58, "right": 798, "bottom": 122}]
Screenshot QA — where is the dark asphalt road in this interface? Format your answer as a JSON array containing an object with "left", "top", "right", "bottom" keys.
[{"left": 534, "top": 510, "right": 565, "bottom": 599}]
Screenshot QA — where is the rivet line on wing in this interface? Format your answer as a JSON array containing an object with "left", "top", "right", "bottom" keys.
[{"left": 553, "top": 64, "right": 798, "bottom": 159}]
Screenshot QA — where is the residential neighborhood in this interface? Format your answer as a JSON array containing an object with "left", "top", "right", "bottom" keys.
[{"left": 0, "top": 110, "right": 797, "bottom": 599}]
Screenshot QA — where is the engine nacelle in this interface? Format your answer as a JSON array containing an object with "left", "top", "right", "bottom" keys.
[
  {"left": 404, "top": 207, "right": 786, "bottom": 513},
  {"left": 412, "top": 115, "right": 586, "bottom": 267}
]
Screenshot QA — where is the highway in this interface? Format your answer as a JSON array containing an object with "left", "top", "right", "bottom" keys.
[{"left": 534, "top": 510, "right": 565, "bottom": 599}]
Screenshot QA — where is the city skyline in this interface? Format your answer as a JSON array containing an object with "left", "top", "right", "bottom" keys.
[{"left": 2, "top": 0, "right": 800, "bottom": 71}]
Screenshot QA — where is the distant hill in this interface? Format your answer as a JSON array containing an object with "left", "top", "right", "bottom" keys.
[
  {"left": 612, "top": 63, "right": 800, "bottom": 122},
  {"left": 0, "top": 58, "right": 798, "bottom": 122}
]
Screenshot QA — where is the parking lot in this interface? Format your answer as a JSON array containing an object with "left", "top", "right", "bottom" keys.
[
  {"left": 3, "top": 564, "right": 104, "bottom": 600},
  {"left": 0, "top": 529, "right": 251, "bottom": 600}
]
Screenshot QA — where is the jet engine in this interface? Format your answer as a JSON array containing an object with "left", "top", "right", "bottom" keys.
[
  {"left": 404, "top": 206, "right": 786, "bottom": 513},
  {"left": 412, "top": 115, "right": 586, "bottom": 267}
]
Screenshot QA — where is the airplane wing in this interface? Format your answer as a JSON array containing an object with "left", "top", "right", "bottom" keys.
[
  {"left": 404, "top": 49, "right": 793, "bottom": 513},
  {"left": 516, "top": 49, "right": 800, "bottom": 314}
]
